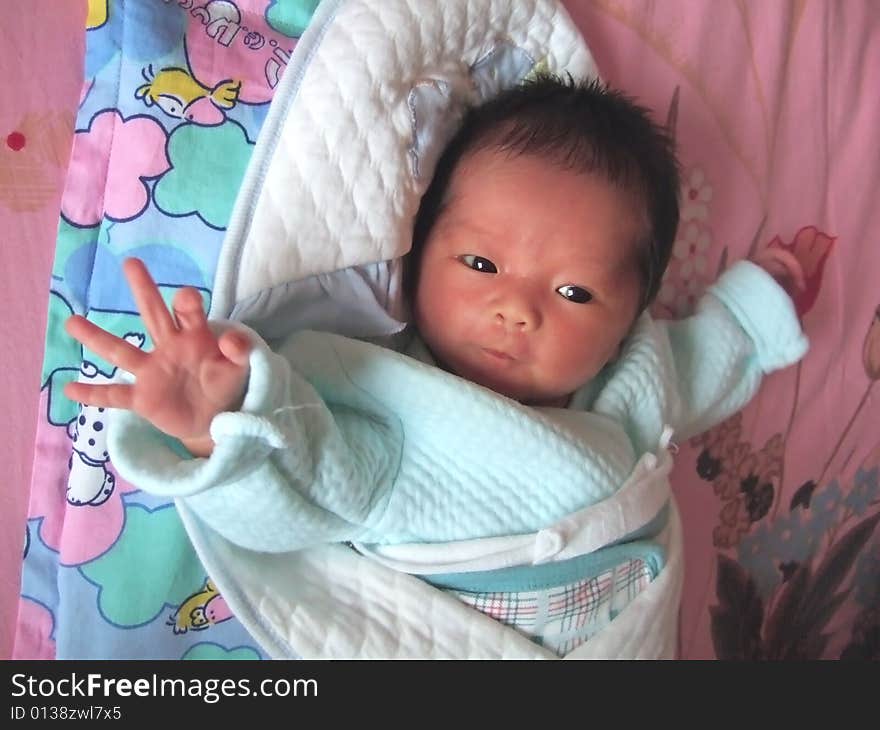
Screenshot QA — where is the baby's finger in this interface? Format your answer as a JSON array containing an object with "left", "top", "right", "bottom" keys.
[
  {"left": 64, "top": 381, "right": 135, "bottom": 410},
  {"left": 65, "top": 316, "right": 149, "bottom": 373},
  {"left": 123, "top": 258, "right": 177, "bottom": 345},
  {"left": 218, "top": 330, "right": 252, "bottom": 367},
  {"left": 767, "top": 248, "right": 807, "bottom": 291},
  {"left": 172, "top": 287, "right": 209, "bottom": 333}
]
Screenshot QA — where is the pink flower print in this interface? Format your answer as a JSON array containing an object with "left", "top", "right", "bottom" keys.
[
  {"left": 656, "top": 221, "right": 713, "bottom": 318},
  {"left": 765, "top": 226, "right": 835, "bottom": 318},
  {"left": 61, "top": 110, "right": 170, "bottom": 226},
  {"left": 672, "top": 275, "right": 702, "bottom": 317},
  {"left": 673, "top": 222, "right": 712, "bottom": 279},
  {"left": 657, "top": 270, "right": 704, "bottom": 318},
  {"left": 681, "top": 167, "right": 713, "bottom": 222}
]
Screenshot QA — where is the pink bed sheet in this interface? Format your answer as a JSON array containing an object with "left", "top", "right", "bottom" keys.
[
  {"left": 566, "top": 0, "right": 880, "bottom": 658},
  {"left": 0, "top": 1, "right": 84, "bottom": 658},
  {"left": 8, "top": 0, "right": 880, "bottom": 660}
]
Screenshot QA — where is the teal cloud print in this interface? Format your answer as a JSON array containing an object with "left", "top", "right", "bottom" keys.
[
  {"left": 153, "top": 120, "right": 254, "bottom": 230},
  {"left": 79, "top": 504, "right": 206, "bottom": 627},
  {"left": 266, "top": 0, "right": 320, "bottom": 37},
  {"left": 183, "top": 643, "right": 260, "bottom": 660}
]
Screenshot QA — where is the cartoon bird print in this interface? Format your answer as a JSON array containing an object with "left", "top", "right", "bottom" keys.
[
  {"left": 168, "top": 578, "right": 233, "bottom": 635},
  {"left": 691, "top": 413, "right": 784, "bottom": 548},
  {"left": 135, "top": 65, "right": 241, "bottom": 126},
  {"left": 86, "top": 0, "right": 108, "bottom": 30}
]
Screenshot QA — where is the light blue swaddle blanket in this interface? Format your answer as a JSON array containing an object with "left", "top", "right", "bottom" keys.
[{"left": 110, "top": 262, "right": 807, "bottom": 552}]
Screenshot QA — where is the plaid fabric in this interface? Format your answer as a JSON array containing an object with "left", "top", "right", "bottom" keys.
[{"left": 447, "top": 558, "right": 655, "bottom": 656}]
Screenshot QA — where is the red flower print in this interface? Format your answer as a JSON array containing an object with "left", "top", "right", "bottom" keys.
[
  {"left": 0, "top": 110, "right": 74, "bottom": 212},
  {"left": 6, "top": 131, "right": 26, "bottom": 151},
  {"left": 766, "top": 226, "right": 835, "bottom": 317}
]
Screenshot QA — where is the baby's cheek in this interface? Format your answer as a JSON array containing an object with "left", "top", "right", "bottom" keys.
[
  {"left": 550, "top": 337, "right": 604, "bottom": 388},
  {"left": 438, "top": 282, "right": 481, "bottom": 327}
]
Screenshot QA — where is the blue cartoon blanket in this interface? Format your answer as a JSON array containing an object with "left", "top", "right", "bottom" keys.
[{"left": 17, "top": 0, "right": 325, "bottom": 660}]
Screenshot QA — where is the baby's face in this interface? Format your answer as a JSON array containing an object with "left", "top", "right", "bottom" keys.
[{"left": 413, "top": 148, "right": 643, "bottom": 406}]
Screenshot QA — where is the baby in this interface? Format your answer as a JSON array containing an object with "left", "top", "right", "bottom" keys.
[{"left": 64, "top": 75, "right": 808, "bottom": 649}]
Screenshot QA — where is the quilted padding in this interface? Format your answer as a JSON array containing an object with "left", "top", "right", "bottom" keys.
[
  {"left": 189, "top": 0, "right": 682, "bottom": 659},
  {"left": 211, "top": 0, "right": 596, "bottom": 320}
]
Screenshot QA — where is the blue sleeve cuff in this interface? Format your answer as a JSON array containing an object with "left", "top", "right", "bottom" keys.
[
  {"left": 106, "top": 322, "right": 310, "bottom": 498},
  {"left": 708, "top": 260, "right": 809, "bottom": 372}
]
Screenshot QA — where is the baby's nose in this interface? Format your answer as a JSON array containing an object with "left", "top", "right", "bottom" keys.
[{"left": 494, "top": 299, "right": 541, "bottom": 332}]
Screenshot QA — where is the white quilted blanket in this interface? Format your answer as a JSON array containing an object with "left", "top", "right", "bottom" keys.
[{"left": 190, "top": 0, "right": 682, "bottom": 658}]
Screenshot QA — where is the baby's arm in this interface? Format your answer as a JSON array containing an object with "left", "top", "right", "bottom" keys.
[
  {"left": 660, "top": 259, "right": 808, "bottom": 441},
  {"left": 106, "top": 328, "right": 402, "bottom": 552},
  {"left": 65, "top": 259, "right": 396, "bottom": 552}
]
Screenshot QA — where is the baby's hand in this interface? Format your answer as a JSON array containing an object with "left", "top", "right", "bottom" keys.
[
  {"left": 64, "top": 258, "right": 252, "bottom": 457},
  {"left": 751, "top": 246, "right": 807, "bottom": 300}
]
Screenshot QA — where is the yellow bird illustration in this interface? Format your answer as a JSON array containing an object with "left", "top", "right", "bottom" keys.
[
  {"left": 87, "top": 0, "right": 108, "bottom": 30},
  {"left": 167, "top": 578, "right": 219, "bottom": 635},
  {"left": 135, "top": 65, "right": 241, "bottom": 126}
]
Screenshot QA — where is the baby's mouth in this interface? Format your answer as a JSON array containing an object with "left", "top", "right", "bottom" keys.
[{"left": 481, "top": 347, "right": 517, "bottom": 362}]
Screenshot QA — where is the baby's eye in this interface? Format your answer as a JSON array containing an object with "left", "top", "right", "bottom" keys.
[
  {"left": 556, "top": 285, "right": 593, "bottom": 304},
  {"left": 459, "top": 255, "right": 498, "bottom": 274}
]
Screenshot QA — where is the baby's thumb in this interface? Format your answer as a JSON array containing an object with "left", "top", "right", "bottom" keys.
[{"left": 218, "top": 330, "right": 252, "bottom": 367}]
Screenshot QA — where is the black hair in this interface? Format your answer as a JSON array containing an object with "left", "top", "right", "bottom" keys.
[{"left": 407, "top": 73, "right": 680, "bottom": 313}]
